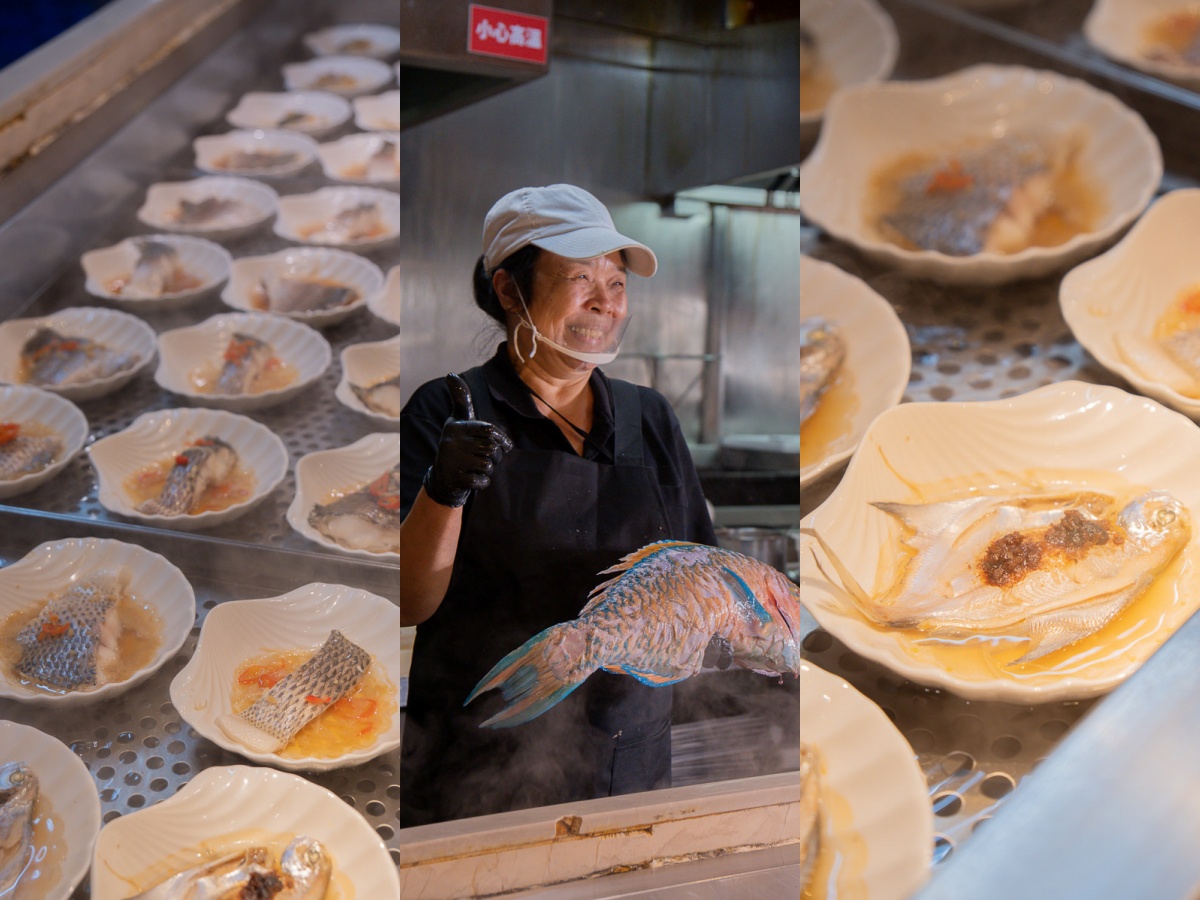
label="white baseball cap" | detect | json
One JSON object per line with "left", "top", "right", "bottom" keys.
{"left": 482, "top": 184, "right": 658, "bottom": 277}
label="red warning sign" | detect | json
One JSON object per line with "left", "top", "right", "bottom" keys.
{"left": 468, "top": 4, "right": 550, "bottom": 65}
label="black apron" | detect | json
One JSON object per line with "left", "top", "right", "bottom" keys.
{"left": 401, "top": 368, "right": 679, "bottom": 827}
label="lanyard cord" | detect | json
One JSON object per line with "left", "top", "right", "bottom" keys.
{"left": 525, "top": 384, "right": 612, "bottom": 462}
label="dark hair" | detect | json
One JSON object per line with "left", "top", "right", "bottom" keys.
{"left": 472, "top": 245, "right": 542, "bottom": 325}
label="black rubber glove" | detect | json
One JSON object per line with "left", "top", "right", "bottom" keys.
{"left": 422, "top": 373, "right": 513, "bottom": 508}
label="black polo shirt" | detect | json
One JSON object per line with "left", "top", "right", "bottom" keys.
{"left": 399, "top": 342, "right": 716, "bottom": 546}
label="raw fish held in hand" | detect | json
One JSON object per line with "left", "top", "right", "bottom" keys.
{"left": 465, "top": 541, "right": 801, "bottom": 728}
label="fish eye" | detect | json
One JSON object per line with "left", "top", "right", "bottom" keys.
{"left": 1155, "top": 508, "right": 1176, "bottom": 527}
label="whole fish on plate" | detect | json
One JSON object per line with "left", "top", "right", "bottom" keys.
{"left": 128, "top": 836, "right": 331, "bottom": 900}
{"left": 350, "top": 373, "right": 400, "bottom": 418}
{"left": 21, "top": 328, "right": 138, "bottom": 387}
{"left": 214, "top": 333, "right": 277, "bottom": 395}
{"left": 122, "top": 240, "right": 182, "bottom": 299}
{"left": 216, "top": 630, "right": 371, "bottom": 754}
{"left": 173, "top": 196, "right": 240, "bottom": 227}
{"left": 138, "top": 436, "right": 237, "bottom": 516}
{"left": 803, "top": 490, "right": 1190, "bottom": 665}
{"left": 0, "top": 422, "right": 61, "bottom": 482}
{"left": 15, "top": 569, "right": 128, "bottom": 690}
{"left": 465, "top": 541, "right": 801, "bottom": 728}
{"left": 799, "top": 744, "right": 820, "bottom": 891}
{"left": 877, "top": 137, "right": 1072, "bottom": 256}
{"left": 309, "top": 466, "right": 400, "bottom": 554}
{"left": 801, "top": 317, "right": 845, "bottom": 426}
{"left": 0, "top": 762, "right": 37, "bottom": 894}
{"left": 256, "top": 277, "right": 356, "bottom": 314}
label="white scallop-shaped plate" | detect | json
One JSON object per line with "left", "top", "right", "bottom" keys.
{"left": 0, "top": 538, "right": 195, "bottom": 705}
{"left": 800, "top": 256, "right": 910, "bottom": 487}
{"left": 154, "top": 312, "right": 332, "bottom": 412}
{"left": 799, "top": 381, "right": 1200, "bottom": 701}
{"left": 354, "top": 90, "right": 400, "bottom": 132}
{"left": 287, "top": 433, "right": 400, "bottom": 559}
{"left": 193, "top": 129, "right": 318, "bottom": 178}
{"left": 274, "top": 186, "right": 399, "bottom": 250}
{"left": 91, "top": 765, "right": 399, "bottom": 900}
{"left": 0, "top": 384, "right": 88, "bottom": 500}
{"left": 800, "top": 662, "right": 932, "bottom": 900}
{"left": 800, "top": 0, "right": 898, "bottom": 127}
{"left": 136, "top": 176, "right": 279, "bottom": 240}
{"left": 1085, "top": 0, "right": 1200, "bottom": 89}
{"left": 335, "top": 336, "right": 400, "bottom": 427}
{"left": 81, "top": 234, "right": 232, "bottom": 311}
{"left": 283, "top": 55, "right": 394, "bottom": 97}
{"left": 87, "top": 408, "right": 287, "bottom": 531}
{"left": 0, "top": 306, "right": 156, "bottom": 401}
{"left": 0, "top": 720, "right": 101, "bottom": 897}
{"left": 316, "top": 131, "right": 399, "bottom": 184}
{"left": 368, "top": 264, "right": 399, "bottom": 327}
{"left": 222, "top": 247, "right": 383, "bottom": 328}
{"left": 1061, "top": 189, "right": 1200, "bottom": 420}
{"left": 170, "top": 583, "right": 400, "bottom": 771}
{"left": 225, "top": 90, "right": 352, "bottom": 138}
{"left": 798, "top": 64, "right": 1162, "bottom": 285}
{"left": 304, "top": 23, "right": 401, "bottom": 59}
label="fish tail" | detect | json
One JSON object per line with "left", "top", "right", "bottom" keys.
{"left": 464, "top": 623, "right": 596, "bottom": 729}
{"left": 798, "top": 526, "right": 884, "bottom": 624}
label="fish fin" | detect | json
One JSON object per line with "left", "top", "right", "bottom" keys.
{"left": 216, "top": 713, "right": 284, "bottom": 754}
{"left": 1006, "top": 587, "right": 1135, "bottom": 666}
{"left": 870, "top": 498, "right": 991, "bottom": 550}
{"left": 798, "top": 526, "right": 881, "bottom": 623}
{"left": 719, "top": 567, "right": 773, "bottom": 625}
{"left": 603, "top": 663, "right": 691, "bottom": 686}
{"left": 464, "top": 624, "right": 597, "bottom": 728}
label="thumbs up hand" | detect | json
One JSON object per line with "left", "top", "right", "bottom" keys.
{"left": 422, "top": 373, "right": 513, "bottom": 508}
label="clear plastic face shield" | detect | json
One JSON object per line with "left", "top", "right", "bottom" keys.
{"left": 510, "top": 283, "right": 632, "bottom": 366}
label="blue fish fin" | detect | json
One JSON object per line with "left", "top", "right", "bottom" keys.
{"left": 602, "top": 662, "right": 691, "bottom": 686}
{"left": 720, "top": 567, "right": 773, "bottom": 625}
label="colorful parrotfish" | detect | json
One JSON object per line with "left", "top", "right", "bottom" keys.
{"left": 465, "top": 541, "right": 801, "bottom": 728}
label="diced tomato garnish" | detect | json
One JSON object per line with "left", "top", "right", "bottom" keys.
{"left": 174, "top": 454, "right": 190, "bottom": 466}
{"left": 38, "top": 614, "right": 71, "bottom": 641}
{"left": 305, "top": 694, "right": 332, "bottom": 704}
{"left": 0, "top": 423, "right": 19, "bottom": 445}
{"left": 1182, "top": 289, "right": 1200, "bottom": 316}
{"left": 237, "top": 664, "right": 287, "bottom": 688}
{"left": 926, "top": 159, "right": 973, "bottom": 194}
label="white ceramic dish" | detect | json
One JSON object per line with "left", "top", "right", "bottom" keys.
{"left": 154, "top": 312, "right": 332, "bottom": 412}
{"left": 0, "top": 720, "right": 101, "bottom": 897}
{"left": 1085, "top": 0, "right": 1200, "bottom": 89}
{"left": 368, "top": 264, "right": 400, "bottom": 327}
{"left": 274, "top": 186, "right": 400, "bottom": 250}
{"left": 225, "top": 90, "right": 352, "bottom": 138}
{"left": 81, "top": 234, "right": 232, "bottom": 311}
{"left": 1061, "top": 189, "right": 1200, "bottom": 420}
{"left": 87, "top": 407, "right": 287, "bottom": 531}
{"left": 222, "top": 247, "right": 383, "bottom": 328}
{"left": 0, "top": 306, "right": 156, "bottom": 402}
{"left": 193, "top": 129, "right": 318, "bottom": 178}
{"left": 800, "top": 661, "right": 932, "bottom": 900}
{"left": 136, "top": 176, "right": 279, "bottom": 240}
{"left": 799, "top": 381, "right": 1200, "bottom": 702}
{"left": 91, "top": 764, "right": 400, "bottom": 900}
{"left": 335, "top": 335, "right": 400, "bottom": 427}
{"left": 353, "top": 89, "right": 400, "bottom": 131}
{"left": 287, "top": 433, "right": 399, "bottom": 559}
{"left": 800, "top": 0, "right": 898, "bottom": 127}
{"left": 0, "top": 537, "right": 195, "bottom": 705}
{"left": 170, "top": 582, "right": 400, "bottom": 772}
{"left": 283, "top": 55, "right": 394, "bottom": 97}
{"left": 304, "top": 23, "right": 401, "bottom": 59}
{"left": 316, "top": 131, "right": 399, "bottom": 184}
{"left": 800, "top": 256, "right": 910, "bottom": 487}
{"left": 798, "top": 64, "right": 1162, "bottom": 285}
{"left": 0, "top": 385, "right": 88, "bottom": 500}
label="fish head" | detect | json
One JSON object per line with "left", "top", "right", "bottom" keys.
{"left": 1120, "top": 491, "right": 1192, "bottom": 551}
{"left": 280, "top": 836, "right": 331, "bottom": 896}
{"left": 0, "top": 763, "right": 37, "bottom": 801}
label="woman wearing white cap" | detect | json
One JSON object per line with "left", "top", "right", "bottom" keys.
{"left": 398, "top": 184, "right": 717, "bottom": 826}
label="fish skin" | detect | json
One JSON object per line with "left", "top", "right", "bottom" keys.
{"left": 0, "top": 429, "right": 61, "bottom": 481}
{"left": 176, "top": 196, "right": 238, "bottom": 226}
{"left": 221, "top": 149, "right": 299, "bottom": 171}
{"left": 138, "top": 436, "right": 237, "bottom": 516}
{"left": 16, "top": 569, "right": 128, "bottom": 690}
{"left": 811, "top": 490, "right": 1190, "bottom": 665}
{"left": 215, "top": 333, "right": 275, "bottom": 395}
{"left": 465, "top": 541, "right": 802, "bottom": 728}
{"left": 277, "top": 836, "right": 332, "bottom": 900}
{"left": 327, "top": 202, "right": 382, "bottom": 241}
{"left": 261, "top": 278, "right": 355, "bottom": 313}
{"left": 126, "top": 847, "right": 278, "bottom": 900}
{"left": 350, "top": 373, "right": 400, "bottom": 418}
{"left": 21, "top": 328, "right": 137, "bottom": 387}
{"left": 216, "top": 630, "right": 371, "bottom": 754}
{"left": 309, "top": 466, "right": 400, "bottom": 554}
{"left": 124, "top": 240, "right": 180, "bottom": 299}
{"left": 365, "top": 139, "right": 398, "bottom": 181}
{"left": 800, "top": 317, "right": 845, "bottom": 426}
{"left": 0, "top": 762, "right": 37, "bottom": 894}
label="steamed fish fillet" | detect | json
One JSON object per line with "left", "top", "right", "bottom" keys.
{"left": 309, "top": 466, "right": 400, "bottom": 553}
{"left": 800, "top": 318, "right": 845, "bottom": 426}
{"left": 218, "top": 149, "right": 300, "bottom": 171}
{"left": 320, "top": 202, "right": 383, "bottom": 241}
{"left": 215, "top": 333, "right": 276, "bottom": 394}
{"left": 350, "top": 373, "right": 400, "bottom": 417}
{"left": 878, "top": 138, "right": 1068, "bottom": 256}
{"left": 173, "top": 196, "right": 240, "bottom": 226}
{"left": 127, "top": 836, "right": 331, "bottom": 900}
{"left": 364, "top": 139, "right": 398, "bottom": 181}
{"left": 138, "top": 436, "right": 237, "bottom": 516}
{"left": 799, "top": 744, "right": 820, "bottom": 892}
{"left": 806, "top": 490, "right": 1190, "bottom": 665}
{"left": 276, "top": 110, "right": 316, "bottom": 129}
{"left": 1114, "top": 329, "right": 1200, "bottom": 399}
{"left": 15, "top": 569, "right": 128, "bottom": 690}
{"left": 258, "top": 277, "right": 356, "bottom": 313}
{"left": 0, "top": 424, "right": 61, "bottom": 481}
{"left": 0, "top": 762, "right": 36, "bottom": 894}
{"left": 21, "top": 328, "right": 138, "bottom": 387}
{"left": 123, "top": 240, "right": 182, "bottom": 299}
{"left": 216, "top": 630, "right": 371, "bottom": 754}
